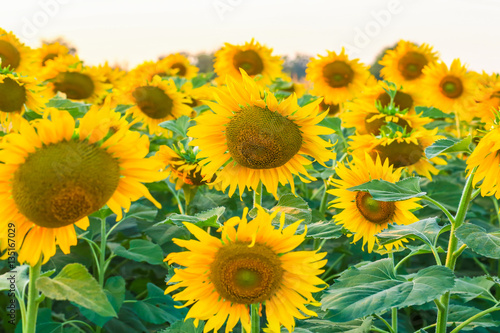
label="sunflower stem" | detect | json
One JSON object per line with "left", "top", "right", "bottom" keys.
{"left": 319, "top": 179, "right": 329, "bottom": 216}
{"left": 25, "top": 259, "right": 42, "bottom": 333}
{"left": 254, "top": 181, "right": 263, "bottom": 208}
{"left": 388, "top": 252, "right": 398, "bottom": 333}
{"left": 449, "top": 303, "right": 500, "bottom": 333}
{"left": 98, "top": 217, "right": 108, "bottom": 287}
{"left": 250, "top": 303, "right": 260, "bottom": 333}
{"left": 436, "top": 169, "right": 475, "bottom": 333}
{"left": 421, "top": 195, "right": 455, "bottom": 224}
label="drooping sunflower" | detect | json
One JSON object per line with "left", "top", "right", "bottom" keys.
{"left": 379, "top": 40, "right": 439, "bottom": 88}
{"left": 421, "top": 59, "right": 479, "bottom": 120}
{"left": 159, "top": 53, "right": 199, "bottom": 79}
{"left": 165, "top": 206, "right": 327, "bottom": 333}
{"left": 0, "top": 71, "right": 49, "bottom": 126}
{"left": 328, "top": 155, "right": 421, "bottom": 253}
{"left": 155, "top": 144, "right": 214, "bottom": 190}
{"left": 466, "top": 125, "right": 500, "bottom": 199}
{"left": 214, "top": 39, "right": 283, "bottom": 86}
{"left": 349, "top": 128, "right": 446, "bottom": 180}
{"left": 0, "top": 104, "right": 164, "bottom": 266}
{"left": 306, "top": 48, "right": 371, "bottom": 105}
{"left": 188, "top": 70, "right": 336, "bottom": 198}
{"left": 119, "top": 75, "right": 192, "bottom": 134}
{"left": 0, "top": 29, "right": 34, "bottom": 74}
{"left": 42, "top": 54, "right": 111, "bottom": 103}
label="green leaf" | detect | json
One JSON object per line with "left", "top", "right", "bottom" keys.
{"left": 415, "top": 106, "right": 454, "bottom": 119}
{"left": 319, "top": 116, "right": 342, "bottom": 134}
{"left": 36, "top": 263, "right": 117, "bottom": 318}
{"left": 157, "top": 318, "right": 204, "bottom": 333}
{"left": 156, "top": 206, "right": 225, "bottom": 228}
{"left": 455, "top": 224, "right": 500, "bottom": 259}
{"left": 114, "top": 239, "right": 164, "bottom": 265}
{"left": 133, "top": 283, "right": 187, "bottom": 325}
{"left": 79, "top": 276, "right": 126, "bottom": 327}
{"left": 376, "top": 218, "right": 447, "bottom": 247}
{"left": 348, "top": 177, "right": 426, "bottom": 201}
{"left": 303, "top": 221, "right": 343, "bottom": 239}
{"left": 0, "top": 265, "right": 29, "bottom": 295}
{"left": 425, "top": 136, "right": 472, "bottom": 159}
{"left": 123, "top": 203, "right": 158, "bottom": 221}
{"left": 159, "top": 116, "right": 191, "bottom": 137}
{"left": 271, "top": 193, "right": 312, "bottom": 224}
{"left": 448, "top": 305, "right": 500, "bottom": 330}
{"left": 46, "top": 97, "right": 91, "bottom": 118}
{"left": 452, "top": 276, "right": 497, "bottom": 303}
{"left": 300, "top": 318, "right": 372, "bottom": 333}
{"left": 321, "top": 259, "right": 455, "bottom": 322}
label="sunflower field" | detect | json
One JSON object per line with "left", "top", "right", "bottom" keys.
{"left": 1, "top": 28, "right": 500, "bottom": 333}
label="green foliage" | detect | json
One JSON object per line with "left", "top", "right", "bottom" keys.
{"left": 455, "top": 223, "right": 500, "bottom": 259}
{"left": 425, "top": 136, "right": 472, "bottom": 159}
{"left": 114, "top": 239, "right": 164, "bottom": 265}
{"left": 377, "top": 217, "right": 449, "bottom": 248}
{"left": 348, "top": 177, "right": 426, "bottom": 201}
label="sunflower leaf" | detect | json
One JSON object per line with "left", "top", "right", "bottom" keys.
{"left": 455, "top": 223, "right": 500, "bottom": 259}
{"left": 303, "top": 221, "right": 343, "bottom": 239}
{"left": 425, "top": 136, "right": 472, "bottom": 159}
{"left": 156, "top": 318, "right": 204, "bottom": 333}
{"left": 321, "top": 259, "right": 455, "bottom": 322}
{"left": 113, "top": 239, "right": 164, "bottom": 265}
{"left": 451, "top": 276, "right": 497, "bottom": 303}
{"left": 159, "top": 115, "right": 191, "bottom": 137}
{"left": 376, "top": 217, "right": 446, "bottom": 247}
{"left": 415, "top": 106, "right": 455, "bottom": 119}
{"left": 448, "top": 304, "right": 500, "bottom": 330}
{"left": 133, "top": 283, "right": 187, "bottom": 325}
{"left": 299, "top": 317, "right": 373, "bottom": 333}
{"left": 348, "top": 177, "right": 426, "bottom": 201}
{"left": 156, "top": 206, "right": 225, "bottom": 228}
{"left": 36, "top": 263, "right": 117, "bottom": 318}
{"left": 46, "top": 96, "right": 91, "bottom": 118}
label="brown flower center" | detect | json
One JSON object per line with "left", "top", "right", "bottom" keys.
{"left": 0, "top": 77, "right": 26, "bottom": 112}
{"left": 355, "top": 191, "right": 395, "bottom": 224}
{"left": 233, "top": 50, "right": 264, "bottom": 76}
{"left": 0, "top": 40, "right": 21, "bottom": 70}
{"left": 42, "top": 53, "right": 58, "bottom": 66}
{"left": 132, "top": 86, "right": 174, "bottom": 119}
{"left": 226, "top": 106, "right": 302, "bottom": 169}
{"left": 397, "top": 51, "right": 428, "bottom": 80}
{"left": 12, "top": 140, "right": 120, "bottom": 228}
{"left": 210, "top": 242, "right": 283, "bottom": 304}
{"left": 377, "top": 91, "right": 414, "bottom": 111}
{"left": 320, "top": 100, "right": 340, "bottom": 116}
{"left": 322, "top": 61, "right": 354, "bottom": 88}
{"left": 364, "top": 114, "right": 412, "bottom": 136}
{"left": 171, "top": 62, "right": 187, "bottom": 77}
{"left": 439, "top": 75, "right": 463, "bottom": 99}
{"left": 373, "top": 141, "right": 423, "bottom": 168}
{"left": 53, "top": 72, "right": 95, "bottom": 100}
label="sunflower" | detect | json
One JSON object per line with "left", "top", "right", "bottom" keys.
{"left": 35, "top": 42, "right": 70, "bottom": 68}
{"left": 0, "top": 71, "right": 49, "bottom": 126}
{"left": 472, "top": 74, "right": 500, "bottom": 126}
{"left": 0, "top": 29, "right": 34, "bottom": 74}
{"left": 214, "top": 39, "right": 283, "bottom": 86}
{"left": 349, "top": 128, "right": 446, "bottom": 180}
{"left": 466, "top": 126, "right": 500, "bottom": 199}
{"left": 97, "top": 61, "right": 127, "bottom": 91}
{"left": 319, "top": 100, "right": 343, "bottom": 116}
{"left": 306, "top": 48, "right": 371, "bottom": 105}
{"left": 119, "top": 75, "right": 192, "bottom": 134}
{"left": 42, "top": 54, "right": 111, "bottom": 103}
{"left": 155, "top": 144, "right": 214, "bottom": 190}
{"left": 328, "top": 155, "right": 421, "bottom": 252}
{"left": 159, "top": 53, "right": 199, "bottom": 79}
{"left": 188, "top": 70, "right": 335, "bottom": 198}
{"left": 421, "top": 59, "right": 479, "bottom": 120}
{"left": 165, "top": 206, "right": 327, "bottom": 333}
{"left": 0, "top": 104, "right": 164, "bottom": 266}
{"left": 379, "top": 40, "right": 439, "bottom": 88}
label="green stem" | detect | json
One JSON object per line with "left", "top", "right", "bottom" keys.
{"left": 449, "top": 305, "right": 500, "bottom": 333}
{"left": 370, "top": 327, "right": 391, "bottom": 333}
{"left": 388, "top": 252, "right": 397, "bottom": 333}
{"left": 319, "top": 180, "right": 329, "bottom": 216}
{"left": 436, "top": 170, "right": 475, "bottom": 333}
{"left": 98, "top": 217, "right": 107, "bottom": 287}
{"left": 250, "top": 303, "right": 260, "bottom": 333}
{"left": 254, "top": 181, "right": 263, "bottom": 208}
{"left": 62, "top": 320, "right": 96, "bottom": 332}
{"left": 422, "top": 195, "right": 455, "bottom": 224}
{"left": 374, "top": 314, "right": 395, "bottom": 333}
{"left": 25, "top": 259, "right": 42, "bottom": 333}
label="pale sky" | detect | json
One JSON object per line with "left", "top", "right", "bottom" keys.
{"left": 5, "top": 0, "right": 500, "bottom": 72}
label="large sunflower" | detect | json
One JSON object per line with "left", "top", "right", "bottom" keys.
{"left": 159, "top": 53, "right": 199, "bottom": 79}
{"left": 306, "top": 48, "right": 371, "bottom": 105}
{"left": 349, "top": 128, "right": 446, "bottom": 180}
{"left": 214, "top": 39, "right": 283, "bottom": 86}
{"left": 0, "top": 71, "right": 49, "bottom": 125}
{"left": 328, "top": 155, "right": 421, "bottom": 253}
{"left": 119, "top": 75, "right": 192, "bottom": 134}
{"left": 188, "top": 70, "right": 335, "bottom": 198}
{"left": 379, "top": 40, "right": 439, "bottom": 88}
{"left": 0, "top": 104, "right": 164, "bottom": 266}
{"left": 466, "top": 126, "right": 500, "bottom": 198}
{"left": 421, "top": 59, "right": 479, "bottom": 120}
{"left": 165, "top": 206, "right": 327, "bottom": 333}
{"left": 41, "top": 54, "right": 111, "bottom": 103}
{"left": 0, "top": 29, "right": 34, "bottom": 74}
